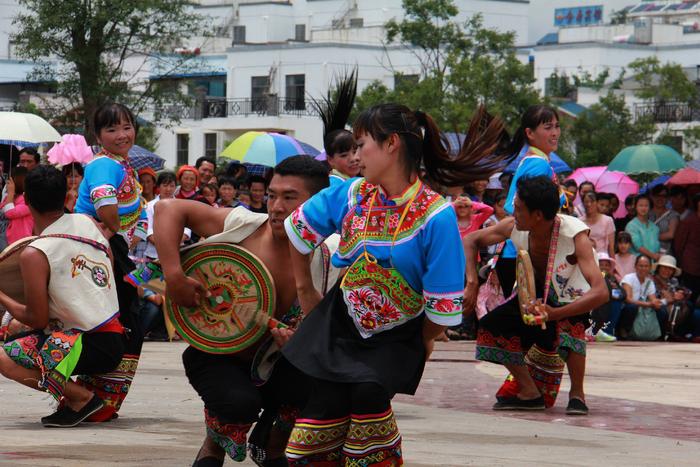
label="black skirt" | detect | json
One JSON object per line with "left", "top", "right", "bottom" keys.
{"left": 282, "top": 282, "right": 426, "bottom": 397}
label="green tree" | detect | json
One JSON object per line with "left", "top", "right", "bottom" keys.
{"left": 570, "top": 91, "right": 655, "bottom": 166}
{"left": 629, "top": 57, "right": 698, "bottom": 103}
{"left": 12, "top": 0, "right": 204, "bottom": 140}
{"left": 363, "top": 2, "right": 539, "bottom": 132}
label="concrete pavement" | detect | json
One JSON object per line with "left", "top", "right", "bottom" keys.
{"left": 1, "top": 340, "right": 699, "bottom": 466}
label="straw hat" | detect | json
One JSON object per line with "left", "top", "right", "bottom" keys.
{"left": 653, "top": 255, "right": 681, "bottom": 277}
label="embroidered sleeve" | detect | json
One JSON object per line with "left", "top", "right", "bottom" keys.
{"left": 421, "top": 207, "right": 465, "bottom": 326}
{"left": 284, "top": 180, "right": 352, "bottom": 255}
{"left": 90, "top": 184, "right": 118, "bottom": 210}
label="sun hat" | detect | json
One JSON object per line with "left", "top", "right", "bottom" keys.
{"left": 653, "top": 255, "right": 681, "bottom": 277}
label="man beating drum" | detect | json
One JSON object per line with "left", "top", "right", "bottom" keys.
{"left": 153, "top": 156, "right": 341, "bottom": 467}
{"left": 463, "top": 176, "right": 608, "bottom": 413}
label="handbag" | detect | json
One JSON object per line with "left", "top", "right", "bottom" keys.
{"left": 630, "top": 280, "right": 661, "bottom": 341}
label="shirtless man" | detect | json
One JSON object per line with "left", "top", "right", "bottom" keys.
{"left": 154, "top": 156, "right": 339, "bottom": 467}
{"left": 463, "top": 176, "right": 607, "bottom": 411}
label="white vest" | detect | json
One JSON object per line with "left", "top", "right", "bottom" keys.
{"left": 203, "top": 206, "right": 342, "bottom": 294}
{"left": 511, "top": 214, "right": 593, "bottom": 304}
{"left": 30, "top": 214, "right": 119, "bottom": 332}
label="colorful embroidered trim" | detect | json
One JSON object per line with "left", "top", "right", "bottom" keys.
{"left": 475, "top": 329, "right": 526, "bottom": 366}
{"left": 287, "top": 207, "right": 325, "bottom": 254}
{"left": 205, "top": 408, "right": 252, "bottom": 462}
{"left": 76, "top": 353, "right": 139, "bottom": 422}
{"left": 90, "top": 184, "right": 118, "bottom": 209}
{"left": 343, "top": 409, "right": 403, "bottom": 466}
{"left": 423, "top": 290, "right": 463, "bottom": 325}
{"left": 286, "top": 415, "right": 350, "bottom": 463}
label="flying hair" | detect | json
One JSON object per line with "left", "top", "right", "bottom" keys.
{"left": 311, "top": 68, "right": 358, "bottom": 156}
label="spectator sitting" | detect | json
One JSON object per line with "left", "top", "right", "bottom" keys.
{"left": 200, "top": 183, "right": 219, "bottom": 207}
{"left": 61, "top": 162, "right": 84, "bottom": 213}
{"left": 175, "top": 165, "right": 205, "bottom": 202}
{"left": 0, "top": 167, "right": 33, "bottom": 244}
{"left": 590, "top": 252, "right": 624, "bottom": 341}
{"left": 615, "top": 194, "right": 636, "bottom": 232}
{"left": 652, "top": 255, "right": 693, "bottom": 341}
{"left": 138, "top": 167, "right": 157, "bottom": 203}
{"left": 649, "top": 185, "right": 679, "bottom": 255}
{"left": 138, "top": 286, "right": 168, "bottom": 341}
{"left": 248, "top": 175, "right": 268, "bottom": 213}
{"left": 217, "top": 176, "right": 240, "bottom": 208}
{"left": 619, "top": 255, "right": 665, "bottom": 340}
{"left": 615, "top": 231, "right": 636, "bottom": 280}
{"left": 669, "top": 186, "right": 690, "bottom": 221}
{"left": 237, "top": 190, "right": 252, "bottom": 209}
{"left": 674, "top": 193, "right": 700, "bottom": 303}
{"left": 625, "top": 194, "right": 660, "bottom": 261}
{"left": 582, "top": 191, "right": 615, "bottom": 258}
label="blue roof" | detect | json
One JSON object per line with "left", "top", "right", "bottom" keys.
{"left": 150, "top": 54, "right": 227, "bottom": 80}
{"left": 537, "top": 32, "right": 559, "bottom": 46}
{"left": 558, "top": 101, "right": 588, "bottom": 117}
{"left": 0, "top": 59, "right": 54, "bottom": 84}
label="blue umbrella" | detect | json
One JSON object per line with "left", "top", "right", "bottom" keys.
{"left": 639, "top": 175, "right": 670, "bottom": 194}
{"left": 688, "top": 159, "right": 700, "bottom": 171}
{"left": 504, "top": 144, "right": 571, "bottom": 174}
{"left": 297, "top": 141, "right": 321, "bottom": 157}
{"left": 128, "top": 145, "right": 165, "bottom": 171}
{"left": 443, "top": 132, "right": 466, "bottom": 156}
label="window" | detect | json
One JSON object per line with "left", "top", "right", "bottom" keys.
{"left": 285, "top": 74, "right": 305, "bottom": 111}
{"left": 393, "top": 74, "right": 419, "bottom": 90}
{"left": 295, "top": 24, "right": 307, "bottom": 41}
{"left": 233, "top": 26, "right": 246, "bottom": 45}
{"left": 349, "top": 18, "right": 364, "bottom": 28}
{"left": 176, "top": 134, "right": 189, "bottom": 166}
{"left": 190, "top": 77, "right": 226, "bottom": 97}
{"left": 251, "top": 76, "right": 270, "bottom": 112}
{"left": 204, "top": 133, "right": 217, "bottom": 158}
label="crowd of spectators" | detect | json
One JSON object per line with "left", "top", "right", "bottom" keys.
{"left": 1, "top": 145, "right": 700, "bottom": 344}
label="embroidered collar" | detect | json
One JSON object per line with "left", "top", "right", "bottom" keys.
{"left": 527, "top": 145, "right": 550, "bottom": 160}
{"left": 331, "top": 169, "right": 350, "bottom": 180}
{"left": 375, "top": 178, "right": 422, "bottom": 206}
{"left": 97, "top": 148, "right": 130, "bottom": 163}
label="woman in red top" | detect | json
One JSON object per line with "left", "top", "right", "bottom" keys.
{"left": 1, "top": 167, "right": 33, "bottom": 244}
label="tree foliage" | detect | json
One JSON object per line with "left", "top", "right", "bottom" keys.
{"left": 358, "top": 1, "right": 539, "bottom": 132}
{"left": 12, "top": 0, "right": 204, "bottom": 139}
{"left": 629, "top": 57, "right": 698, "bottom": 103}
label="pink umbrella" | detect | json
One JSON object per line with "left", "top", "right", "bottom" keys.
{"left": 566, "top": 166, "right": 639, "bottom": 217}
{"left": 666, "top": 167, "right": 700, "bottom": 186}
{"left": 47, "top": 134, "right": 93, "bottom": 166}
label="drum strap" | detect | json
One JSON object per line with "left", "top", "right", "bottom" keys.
{"left": 541, "top": 216, "right": 561, "bottom": 307}
{"left": 33, "top": 234, "right": 110, "bottom": 257}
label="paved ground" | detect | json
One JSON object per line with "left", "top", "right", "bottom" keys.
{"left": 1, "top": 340, "right": 699, "bottom": 466}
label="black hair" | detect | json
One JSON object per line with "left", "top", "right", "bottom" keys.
{"left": 617, "top": 231, "right": 632, "bottom": 243}
{"left": 634, "top": 194, "right": 651, "bottom": 207}
{"left": 608, "top": 193, "right": 619, "bottom": 204}
{"left": 248, "top": 175, "right": 267, "bottom": 187}
{"left": 11, "top": 166, "right": 28, "bottom": 196}
{"left": 353, "top": 104, "right": 510, "bottom": 186}
{"left": 18, "top": 147, "right": 40, "bottom": 164}
{"left": 24, "top": 165, "right": 66, "bottom": 213}
{"left": 650, "top": 184, "right": 668, "bottom": 196}
{"left": 578, "top": 181, "right": 595, "bottom": 193}
{"left": 217, "top": 175, "right": 237, "bottom": 189}
{"left": 495, "top": 193, "right": 507, "bottom": 204}
{"left": 692, "top": 193, "right": 700, "bottom": 211}
{"left": 583, "top": 191, "right": 597, "bottom": 203}
{"left": 156, "top": 171, "right": 177, "bottom": 186}
{"left": 200, "top": 183, "right": 218, "bottom": 196}
{"left": 93, "top": 103, "right": 138, "bottom": 138}
{"left": 516, "top": 175, "right": 560, "bottom": 220}
{"left": 61, "top": 162, "right": 84, "bottom": 179}
{"left": 669, "top": 185, "right": 686, "bottom": 198}
{"left": 635, "top": 254, "right": 652, "bottom": 266}
{"left": 226, "top": 161, "right": 246, "bottom": 178}
{"left": 625, "top": 194, "right": 636, "bottom": 206}
{"left": 506, "top": 104, "right": 560, "bottom": 157}
{"left": 195, "top": 156, "right": 216, "bottom": 170}
{"left": 312, "top": 68, "right": 358, "bottom": 157}
{"left": 597, "top": 192, "right": 611, "bottom": 202}
{"left": 563, "top": 179, "right": 577, "bottom": 189}
{"left": 273, "top": 155, "right": 330, "bottom": 195}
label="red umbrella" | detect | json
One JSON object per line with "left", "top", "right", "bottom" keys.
{"left": 666, "top": 167, "right": 700, "bottom": 185}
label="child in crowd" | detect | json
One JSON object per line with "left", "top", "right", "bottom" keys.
{"left": 1, "top": 167, "right": 33, "bottom": 244}
{"left": 217, "top": 176, "right": 239, "bottom": 208}
{"left": 200, "top": 183, "right": 219, "bottom": 207}
{"left": 615, "top": 231, "right": 636, "bottom": 280}
{"left": 237, "top": 190, "right": 252, "bottom": 209}
{"left": 591, "top": 252, "right": 625, "bottom": 341}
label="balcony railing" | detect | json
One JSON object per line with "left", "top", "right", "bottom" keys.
{"left": 157, "top": 96, "right": 318, "bottom": 121}
{"left": 634, "top": 102, "right": 700, "bottom": 123}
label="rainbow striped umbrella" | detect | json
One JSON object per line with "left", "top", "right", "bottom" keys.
{"left": 220, "top": 131, "right": 319, "bottom": 167}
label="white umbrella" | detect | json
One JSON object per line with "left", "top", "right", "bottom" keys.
{"left": 0, "top": 112, "right": 61, "bottom": 146}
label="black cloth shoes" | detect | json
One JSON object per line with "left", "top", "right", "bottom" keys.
{"left": 41, "top": 395, "right": 105, "bottom": 428}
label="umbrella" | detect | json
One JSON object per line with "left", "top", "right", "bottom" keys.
{"left": 687, "top": 159, "right": 700, "bottom": 171}
{"left": 128, "top": 145, "right": 166, "bottom": 171}
{"left": 47, "top": 134, "right": 93, "bottom": 165}
{"left": 639, "top": 175, "right": 670, "bottom": 194}
{"left": 504, "top": 144, "right": 572, "bottom": 174}
{"left": 608, "top": 144, "right": 685, "bottom": 175}
{"left": 220, "top": 132, "right": 320, "bottom": 167}
{"left": 0, "top": 112, "right": 61, "bottom": 146}
{"left": 666, "top": 167, "right": 700, "bottom": 186}
{"left": 566, "top": 166, "right": 639, "bottom": 217}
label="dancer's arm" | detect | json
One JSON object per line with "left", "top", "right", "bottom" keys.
{"left": 0, "top": 247, "right": 50, "bottom": 329}
{"left": 288, "top": 245, "right": 322, "bottom": 315}
{"left": 462, "top": 218, "right": 514, "bottom": 311}
{"left": 154, "top": 199, "right": 230, "bottom": 306}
